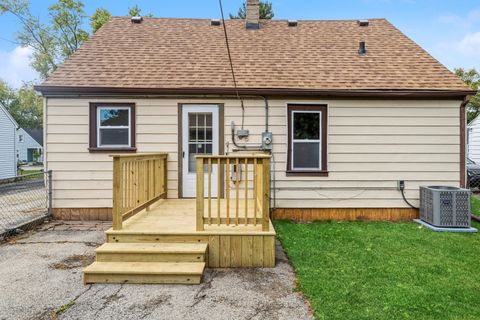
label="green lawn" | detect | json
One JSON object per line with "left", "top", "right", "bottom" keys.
{"left": 275, "top": 220, "right": 480, "bottom": 320}
{"left": 471, "top": 196, "right": 480, "bottom": 217}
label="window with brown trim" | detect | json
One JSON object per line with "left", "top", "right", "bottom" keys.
{"left": 287, "top": 104, "right": 328, "bottom": 176}
{"left": 89, "top": 103, "right": 136, "bottom": 152}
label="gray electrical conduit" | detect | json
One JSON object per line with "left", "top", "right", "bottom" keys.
{"left": 230, "top": 96, "right": 270, "bottom": 150}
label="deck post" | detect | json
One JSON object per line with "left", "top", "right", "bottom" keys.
{"left": 196, "top": 157, "right": 205, "bottom": 231}
{"left": 261, "top": 158, "right": 270, "bottom": 231}
{"left": 162, "top": 155, "right": 168, "bottom": 198}
{"left": 112, "top": 156, "right": 123, "bottom": 230}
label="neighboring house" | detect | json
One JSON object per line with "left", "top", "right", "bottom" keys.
{"left": 0, "top": 105, "right": 19, "bottom": 179}
{"left": 35, "top": 9, "right": 474, "bottom": 221}
{"left": 468, "top": 116, "right": 480, "bottom": 163}
{"left": 16, "top": 128, "right": 44, "bottom": 164}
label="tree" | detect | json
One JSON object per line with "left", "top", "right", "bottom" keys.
{"left": 0, "top": 79, "right": 43, "bottom": 128}
{"left": 0, "top": 80, "right": 16, "bottom": 110}
{"left": 229, "top": 1, "right": 274, "bottom": 19}
{"left": 90, "top": 5, "right": 152, "bottom": 34}
{"left": 128, "top": 4, "right": 153, "bottom": 17}
{"left": 455, "top": 68, "right": 480, "bottom": 123}
{"left": 0, "top": 0, "right": 88, "bottom": 79}
{"left": 90, "top": 8, "right": 111, "bottom": 33}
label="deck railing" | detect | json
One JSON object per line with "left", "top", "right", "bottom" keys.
{"left": 196, "top": 154, "right": 271, "bottom": 231}
{"left": 111, "top": 153, "right": 168, "bottom": 230}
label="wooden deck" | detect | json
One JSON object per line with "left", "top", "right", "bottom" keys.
{"left": 84, "top": 154, "right": 275, "bottom": 284}
{"left": 105, "top": 199, "right": 276, "bottom": 269}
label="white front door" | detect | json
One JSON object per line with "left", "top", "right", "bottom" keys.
{"left": 182, "top": 105, "right": 219, "bottom": 198}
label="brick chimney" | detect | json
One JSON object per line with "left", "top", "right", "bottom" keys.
{"left": 246, "top": 0, "right": 260, "bottom": 29}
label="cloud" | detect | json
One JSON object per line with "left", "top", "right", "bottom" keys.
{"left": 433, "top": 32, "right": 480, "bottom": 71}
{"left": 0, "top": 46, "right": 38, "bottom": 88}
{"left": 438, "top": 9, "right": 480, "bottom": 28}
{"left": 456, "top": 32, "right": 480, "bottom": 56}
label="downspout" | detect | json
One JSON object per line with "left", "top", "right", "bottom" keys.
{"left": 264, "top": 96, "right": 269, "bottom": 133}
{"left": 460, "top": 95, "right": 471, "bottom": 188}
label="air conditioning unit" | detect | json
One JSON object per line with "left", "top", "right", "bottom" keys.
{"left": 419, "top": 186, "right": 471, "bottom": 228}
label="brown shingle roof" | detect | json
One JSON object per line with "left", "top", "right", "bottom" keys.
{"left": 38, "top": 17, "right": 471, "bottom": 95}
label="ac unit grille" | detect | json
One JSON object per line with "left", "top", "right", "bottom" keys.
{"left": 420, "top": 186, "right": 471, "bottom": 228}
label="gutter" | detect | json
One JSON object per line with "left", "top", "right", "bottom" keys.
{"left": 34, "top": 85, "right": 476, "bottom": 100}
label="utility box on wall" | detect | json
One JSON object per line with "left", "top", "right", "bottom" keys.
{"left": 419, "top": 186, "right": 471, "bottom": 228}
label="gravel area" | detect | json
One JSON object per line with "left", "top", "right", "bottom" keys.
{"left": 0, "top": 221, "right": 313, "bottom": 320}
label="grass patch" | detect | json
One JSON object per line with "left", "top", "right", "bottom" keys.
{"left": 17, "top": 169, "right": 44, "bottom": 177}
{"left": 471, "top": 195, "right": 480, "bottom": 217}
{"left": 50, "top": 301, "right": 75, "bottom": 319}
{"left": 275, "top": 220, "right": 480, "bottom": 320}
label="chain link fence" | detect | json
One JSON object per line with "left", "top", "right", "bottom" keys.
{"left": 467, "top": 167, "right": 480, "bottom": 192}
{"left": 0, "top": 171, "right": 52, "bottom": 240}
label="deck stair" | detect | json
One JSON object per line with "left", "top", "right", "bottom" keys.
{"left": 83, "top": 242, "right": 208, "bottom": 284}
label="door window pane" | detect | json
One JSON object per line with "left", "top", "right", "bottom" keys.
{"left": 198, "top": 129, "right": 205, "bottom": 141}
{"left": 189, "top": 128, "right": 196, "bottom": 141}
{"left": 293, "top": 142, "right": 320, "bottom": 169}
{"left": 206, "top": 128, "right": 212, "bottom": 141}
{"left": 187, "top": 112, "right": 214, "bottom": 172}
{"left": 293, "top": 112, "right": 320, "bottom": 139}
{"left": 99, "top": 128, "right": 129, "bottom": 146}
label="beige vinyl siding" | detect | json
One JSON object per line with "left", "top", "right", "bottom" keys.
{"left": 45, "top": 98, "right": 461, "bottom": 209}
{"left": 46, "top": 98, "right": 179, "bottom": 208}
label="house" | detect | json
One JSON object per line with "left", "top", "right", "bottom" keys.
{"left": 35, "top": 1, "right": 474, "bottom": 283}
{"left": 0, "top": 105, "right": 19, "bottom": 179}
{"left": 16, "top": 128, "right": 44, "bottom": 164}
{"left": 468, "top": 116, "right": 480, "bottom": 163}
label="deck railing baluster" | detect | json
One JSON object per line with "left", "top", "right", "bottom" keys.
{"left": 244, "top": 158, "right": 248, "bottom": 226}
{"left": 111, "top": 153, "right": 168, "bottom": 230}
{"left": 217, "top": 158, "right": 221, "bottom": 226}
{"left": 207, "top": 158, "right": 212, "bottom": 225}
{"left": 226, "top": 158, "right": 230, "bottom": 226}
{"left": 235, "top": 158, "right": 240, "bottom": 225}
{"left": 253, "top": 158, "right": 257, "bottom": 226}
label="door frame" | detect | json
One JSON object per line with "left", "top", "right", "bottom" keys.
{"left": 178, "top": 103, "right": 224, "bottom": 198}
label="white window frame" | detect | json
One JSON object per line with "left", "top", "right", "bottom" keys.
{"left": 291, "top": 110, "right": 322, "bottom": 171}
{"left": 18, "top": 134, "right": 24, "bottom": 143}
{"left": 97, "top": 106, "right": 131, "bottom": 148}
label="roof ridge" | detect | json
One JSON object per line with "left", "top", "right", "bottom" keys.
{"left": 109, "top": 16, "right": 388, "bottom": 22}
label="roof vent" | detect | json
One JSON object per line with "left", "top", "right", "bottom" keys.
{"left": 358, "top": 41, "right": 367, "bottom": 55}
{"left": 211, "top": 19, "right": 221, "bottom": 26}
{"left": 288, "top": 20, "right": 298, "bottom": 27}
{"left": 131, "top": 16, "right": 143, "bottom": 24}
{"left": 358, "top": 19, "right": 369, "bottom": 27}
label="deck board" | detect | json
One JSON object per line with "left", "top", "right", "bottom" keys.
{"left": 107, "top": 199, "right": 275, "bottom": 236}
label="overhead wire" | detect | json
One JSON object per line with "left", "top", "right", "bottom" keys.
{"left": 218, "top": 0, "right": 245, "bottom": 129}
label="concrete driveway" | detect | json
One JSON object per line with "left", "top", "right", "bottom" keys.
{"left": 0, "top": 221, "right": 313, "bottom": 320}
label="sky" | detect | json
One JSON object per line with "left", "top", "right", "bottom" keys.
{"left": 0, "top": 0, "right": 479, "bottom": 88}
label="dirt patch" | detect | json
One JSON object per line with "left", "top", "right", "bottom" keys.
{"left": 50, "top": 254, "right": 94, "bottom": 270}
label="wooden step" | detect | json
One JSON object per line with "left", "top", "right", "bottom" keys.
{"left": 95, "top": 243, "right": 208, "bottom": 262}
{"left": 83, "top": 261, "right": 205, "bottom": 284}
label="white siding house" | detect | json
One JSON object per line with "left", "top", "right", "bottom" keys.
{"left": 16, "top": 128, "right": 44, "bottom": 163}
{"left": 0, "top": 105, "right": 18, "bottom": 179}
{"left": 468, "top": 116, "right": 480, "bottom": 163}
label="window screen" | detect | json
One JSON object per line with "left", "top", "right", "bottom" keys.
{"left": 288, "top": 105, "right": 327, "bottom": 174}
{"left": 97, "top": 107, "right": 131, "bottom": 147}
